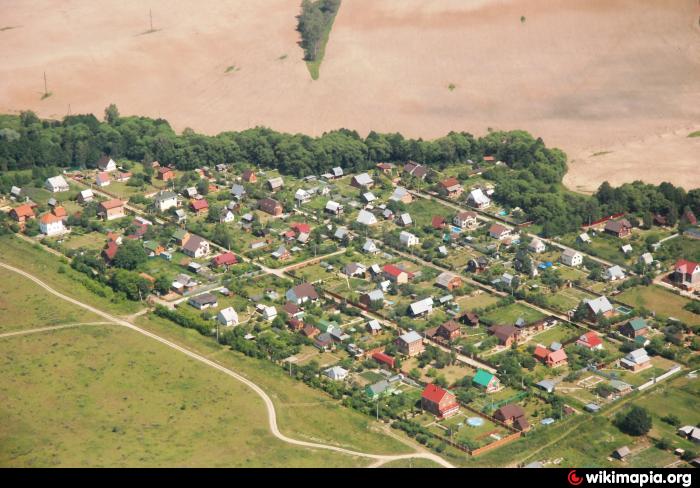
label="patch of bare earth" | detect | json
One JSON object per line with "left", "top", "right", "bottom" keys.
{"left": 0, "top": 0, "right": 698, "bottom": 190}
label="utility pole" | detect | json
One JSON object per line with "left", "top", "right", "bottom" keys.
{"left": 149, "top": 9, "right": 154, "bottom": 32}
{"left": 43, "top": 71, "right": 48, "bottom": 97}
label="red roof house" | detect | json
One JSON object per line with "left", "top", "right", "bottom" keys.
{"left": 190, "top": 199, "right": 209, "bottom": 215}
{"left": 290, "top": 222, "right": 311, "bottom": 234}
{"left": 382, "top": 264, "right": 413, "bottom": 284}
{"left": 372, "top": 351, "right": 396, "bottom": 369}
{"left": 576, "top": 331, "right": 604, "bottom": 350}
{"left": 421, "top": 384, "right": 459, "bottom": 418}
{"left": 211, "top": 252, "right": 237, "bottom": 267}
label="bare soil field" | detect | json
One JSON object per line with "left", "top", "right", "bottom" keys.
{"left": 1, "top": 0, "right": 698, "bottom": 190}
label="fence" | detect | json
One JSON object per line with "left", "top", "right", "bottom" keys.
{"left": 637, "top": 365, "right": 682, "bottom": 391}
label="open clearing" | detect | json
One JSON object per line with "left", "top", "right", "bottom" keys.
{"left": 1, "top": 0, "right": 698, "bottom": 190}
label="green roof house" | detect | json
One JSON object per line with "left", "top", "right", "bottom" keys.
{"left": 365, "top": 380, "right": 394, "bottom": 400}
{"left": 620, "top": 318, "right": 649, "bottom": 338}
{"left": 473, "top": 369, "right": 500, "bottom": 393}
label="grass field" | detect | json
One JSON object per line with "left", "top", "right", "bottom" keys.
{"left": 0, "top": 269, "right": 102, "bottom": 333}
{"left": 381, "top": 458, "right": 443, "bottom": 468}
{"left": 617, "top": 285, "right": 700, "bottom": 326}
{"left": 482, "top": 303, "right": 546, "bottom": 326}
{"left": 0, "top": 325, "right": 372, "bottom": 467}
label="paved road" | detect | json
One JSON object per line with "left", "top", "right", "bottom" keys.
{"left": 0, "top": 261, "right": 454, "bottom": 468}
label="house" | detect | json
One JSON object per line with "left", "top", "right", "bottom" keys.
{"left": 396, "top": 330, "right": 425, "bottom": 356}
{"left": 399, "top": 231, "right": 419, "bottom": 247}
{"left": 45, "top": 175, "right": 69, "bottom": 192}
{"left": 620, "top": 348, "right": 651, "bottom": 372}
{"left": 620, "top": 318, "right": 649, "bottom": 338}
{"left": 331, "top": 167, "right": 343, "bottom": 179}
{"left": 102, "top": 241, "right": 120, "bottom": 263}
{"left": 489, "top": 325, "right": 520, "bottom": 346}
{"left": 325, "top": 200, "right": 344, "bottom": 215}
{"left": 294, "top": 188, "right": 312, "bottom": 205}
{"left": 350, "top": 173, "right": 374, "bottom": 189}
{"left": 372, "top": 351, "right": 396, "bottom": 369}
{"left": 459, "top": 312, "right": 480, "bottom": 327}
{"left": 290, "top": 222, "right": 311, "bottom": 235}
{"left": 366, "top": 319, "right": 383, "bottom": 335}
{"left": 362, "top": 192, "right": 376, "bottom": 204}
{"left": 362, "top": 239, "right": 378, "bottom": 254}
{"left": 258, "top": 198, "right": 283, "bottom": 216}
{"left": 9, "top": 185, "right": 22, "bottom": 200}
{"left": 285, "top": 283, "right": 319, "bottom": 305}
{"left": 533, "top": 345, "right": 568, "bottom": 368}
{"left": 282, "top": 301, "right": 303, "bottom": 318}
{"left": 143, "top": 240, "right": 165, "bottom": 257}
{"left": 535, "top": 380, "right": 556, "bottom": 393}
{"left": 473, "top": 369, "right": 500, "bottom": 393}
{"left": 172, "top": 229, "right": 190, "bottom": 246}
{"left": 301, "top": 324, "right": 320, "bottom": 339}
{"left": 638, "top": 253, "right": 654, "bottom": 266}
{"left": 403, "top": 161, "right": 428, "bottom": 180}
{"left": 376, "top": 162, "right": 395, "bottom": 174}
{"left": 421, "top": 384, "right": 459, "bottom": 418}
{"left": 365, "top": 380, "right": 394, "bottom": 400}
{"left": 190, "top": 198, "right": 209, "bottom": 216}
{"left": 561, "top": 248, "right": 583, "bottom": 267}
{"left": 157, "top": 167, "right": 175, "bottom": 181}
{"left": 438, "top": 177, "right": 463, "bottom": 199}
{"left": 183, "top": 187, "right": 198, "bottom": 199}
{"left": 242, "top": 169, "right": 257, "bottom": 183}
{"left": 98, "top": 199, "right": 126, "bottom": 221}
{"left": 577, "top": 331, "right": 604, "bottom": 350}
{"left": 95, "top": 171, "right": 111, "bottom": 187}
{"left": 621, "top": 244, "right": 633, "bottom": 255}
{"left": 398, "top": 213, "right": 413, "bottom": 227}
{"left": 578, "top": 232, "right": 592, "bottom": 244}
{"left": 467, "top": 256, "right": 490, "bottom": 273}
{"left": 230, "top": 184, "right": 246, "bottom": 200}
{"left": 431, "top": 216, "right": 446, "bottom": 230}
{"left": 528, "top": 238, "right": 546, "bottom": 254}
{"left": 181, "top": 235, "right": 210, "bottom": 258}
{"left": 271, "top": 246, "right": 290, "bottom": 261}
{"left": 467, "top": 188, "right": 490, "bottom": 209}
{"left": 605, "top": 265, "right": 626, "bottom": 281}
{"left": 489, "top": 223, "right": 511, "bottom": 240}
{"left": 267, "top": 177, "right": 284, "bottom": 192}
{"left": 356, "top": 209, "right": 378, "bottom": 226}
{"left": 678, "top": 426, "right": 700, "bottom": 444}
{"left": 359, "top": 290, "right": 385, "bottom": 309}
{"left": 343, "top": 262, "right": 367, "bottom": 278}
{"left": 494, "top": 404, "right": 530, "bottom": 432}
{"left": 389, "top": 186, "right": 413, "bottom": 204}
{"left": 9, "top": 204, "right": 35, "bottom": 224}
{"left": 671, "top": 259, "right": 700, "bottom": 290}
{"left": 454, "top": 211, "right": 478, "bottom": 229}
{"left": 77, "top": 189, "right": 94, "bottom": 204}
{"left": 188, "top": 293, "right": 218, "bottom": 310}
{"left": 408, "top": 297, "right": 433, "bottom": 317}
{"left": 612, "top": 446, "right": 631, "bottom": 460}
{"left": 39, "top": 213, "right": 66, "bottom": 236}
{"left": 52, "top": 205, "right": 68, "bottom": 219}
{"left": 435, "top": 271, "right": 462, "bottom": 291}
{"left": 383, "top": 264, "right": 412, "bottom": 284}
{"left": 97, "top": 155, "right": 117, "bottom": 172}
{"left": 211, "top": 252, "right": 237, "bottom": 268}
{"left": 314, "top": 332, "right": 334, "bottom": 351}
{"left": 605, "top": 219, "right": 632, "bottom": 238}
{"left": 115, "top": 171, "right": 132, "bottom": 183}
{"left": 217, "top": 307, "right": 239, "bottom": 327}
{"left": 175, "top": 209, "right": 187, "bottom": 224}
{"left": 323, "top": 366, "right": 348, "bottom": 381}
{"left": 584, "top": 296, "right": 614, "bottom": 321}
{"left": 219, "top": 209, "right": 235, "bottom": 223}
{"left": 154, "top": 191, "right": 178, "bottom": 212}
{"left": 436, "top": 320, "right": 461, "bottom": 341}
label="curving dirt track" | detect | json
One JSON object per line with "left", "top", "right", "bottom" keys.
{"left": 0, "top": 0, "right": 698, "bottom": 190}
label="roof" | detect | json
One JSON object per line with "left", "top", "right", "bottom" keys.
{"left": 614, "top": 446, "right": 631, "bottom": 458}
{"left": 11, "top": 204, "right": 35, "bottom": 218}
{"left": 154, "top": 190, "right": 177, "bottom": 202}
{"left": 675, "top": 259, "right": 700, "bottom": 274}
{"left": 40, "top": 213, "right": 62, "bottom": 224}
{"left": 356, "top": 209, "right": 377, "bottom": 225}
{"left": 606, "top": 265, "right": 625, "bottom": 279}
{"left": 352, "top": 173, "right": 373, "bottom": 186}
{"left": 489, "top": 223, "right": 509, "bottom": 236}
{"left": 409, "top": 297, "right": 433, "bottom": 315}
{"left": 490, "top": 324, "right": 518, "bottom": 342}
{"left": 189, "top": 293, "right": 217, "bottom": 305}
{"left": 605, "top": 219, "right": 632, "bottom": 233}
{"left": 398, "top": 330, "right": 423, "bottom": 344}
{"left": 325, "top": 200, "right": 342, "bottom": 211}
{"left": 579, "top": 331, "right": 603, "bottom": 348}
{"left": 624, "top": 348, "right": 650, "bottom": 364}
{"left": 473, "top": 369, "right": 496, "bottom": 387}
{"left": 190, "top": 199, "right": 209, "bottom": 211}
{"left": 383, "top": 264, "right": 407, "bottom": 278}
{"left": 268, "top": 177, "right": 284, "bottom": 188}
{"left": 46, "top": 175, "right": 68, "bottom": 187}
{"left": 456, "top": 210, "right": 477, "bottom": 221}
{"left": 390, "top": 186, "right": 410, "bottom": 201}
{"left": 436, "top": 271, "right": 459, "bottom": 287}
{"left": 439, "top": 177, "right": 460, "bottom": 189}
{"left": 289, "top": 283, "right": 319, "bottom": 300}
{"left": 549, "top": 348, "right": 567, "bottom": 363}
{"left": 100, "top": 198, "right": 124, "bottom": 210}
{"left": 157, "top": 166, "right": 173, "bottom": 174}
{"left": 586, "top": 296, "right": 613, "bottom": 315}
{"left": 218, "top": 307, "right": 238, "bottom": 322}
{"left": 372, "top": 351, "right": 395, "bottom": 366}
{"left": 182, "top": 234, "right": 207, "bottom": 252}
{"left": 421, "top": 383, "right": 454, "bottom": 404}
{"left": 439, "top": 320, "right": 460, "bottom": 334}
{"left": 212, "top": 252, "right": 237, "bottom": 266}
{"left": 496, "top": 404, "right": 525, "bottom": 420}
{"left": 468, "top": 188, "right": 490, "bottom": 204}
{"left": 628, "top": 318, "right": 647, "bottom": 331}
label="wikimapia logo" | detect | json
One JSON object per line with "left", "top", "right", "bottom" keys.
{"left": 567, "top": 470, "right": 693, "bottom": 487}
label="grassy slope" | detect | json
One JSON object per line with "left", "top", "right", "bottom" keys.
{"left": 0, "top": 325, "right": 368, "bottom": 467}
{"left": 617, "top": 285, "right": 700, "bottom": 326}
{"left": 0, "top": 268, "right": 102, "bottom": 333}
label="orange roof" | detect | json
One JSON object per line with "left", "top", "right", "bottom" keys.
{"left": 100, "top": 199, "right": 124, "bottom": 210}
{"left": 40, "top": 213, "right": 61, "bottom": 224}
{"left": 11, "top": 204, "right": 35, "bottom": 219}
{"left": 52, "top": 206, "right": 67, "bottom": 218}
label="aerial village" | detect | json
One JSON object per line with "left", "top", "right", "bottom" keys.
{"left": 2, "top": 154, "right": 699, "bottom": 464}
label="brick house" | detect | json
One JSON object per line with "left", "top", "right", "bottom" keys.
{"left": 396, "top": 331, "right": 424, "bottom": 357}
{"left": 98, "top": 199, "right": 126, "bottom": 221}
{"left": 604, "top": 219, "right": 632, "bottom": 238}
{"left": 258, "top": 198, "right": 283, "bottom": 216}
{"left": 421, "top": 384, "right": 459, "bottom": 418}
{"left": 436, "top": 320, "right": 461, "bottom": 341}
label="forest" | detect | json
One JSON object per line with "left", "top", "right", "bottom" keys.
{"left": 0, "top": 107, "right": 698, "bottom": 237}
{"left": 296, "top": 0, "right": 341, "bottom": 61}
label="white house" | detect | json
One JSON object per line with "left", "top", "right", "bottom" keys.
{"left": 219, "top": 209, "right": 235, "bottom": 223}
{"left": 362, "top": 239, "right": 379, "bottom": 254}
{"left": 399, "top": 231, "right": 419, "bottom": 247}
{"left": 639, "top": 253, "right": 654, "bottom": 266}
{"left": 356, "top": 209, "right": 378, "bottom": 226}
{"left": 97, "top": 155, "right": 117, "bottom": 172}
{"left": 181, "top": 235, "right": 210, "bottom": 258}
{"left": 45, "top": 175, "right": 69, "bottom": 193}
{"left": 606, "top": 265, "right": 626, "bottom": 281}
{"left": 409, "top": 297, "right": 433, "bottom": 317}
{"left": 398, "top": 213, "right": 413, "bottom": 227}
{"left": 528, "top": 238, "right": 546, "bottom": 253}
{"left": 39, "top": 213, "right": 66, "bottom": 236}
{"left": 154, "top": 191, "right": 178, "bottom": 212}
{"left": 258, "top": 304, "right": 277, "bottom": 321}
{"left": 217, "top": 307, "right": 239, "bottom": 327}
{"left": 325, "top": 200, "right": 344, "bottom": 215}
{"left": 561, "top": 249, "right": 583, "bottom": 267}
{"left": 467, "top": 188, "right": 491, "bottom": 209}
{"left": 295, "top": 188, "right": 312, "bottom": 205}
{"left": 324, "top": 366, "right": 348, "bottom": 381}
{"left": 95, "top": 172, "right": 111, "bottom": 187}
{"left": 77, "top": 189, "right": 94, "bottom": 203}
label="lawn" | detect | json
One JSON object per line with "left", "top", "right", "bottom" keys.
{"left": 60, "top": 231, "right": 107, "bottom": 251}
{"left": 0, "top": 269, "right": 102, "bottom": 333}
{"left": 617, "top": 285, "right": 700, "bottom": 326}
{"left": 0, "top": 325, "right": 372, "bottom": 467}
{"left": 456, "top": 292, "right": 500, "bottom": 312}
{"left": 482, "top": 303, "right": 546, "bottom": 326}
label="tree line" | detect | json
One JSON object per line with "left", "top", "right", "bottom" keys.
{"left": 297, "top": 0, "right": 341, "bottom": 61}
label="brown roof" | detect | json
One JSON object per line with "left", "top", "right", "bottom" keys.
{"left": 490, "top": 325, "right": 518, "bottom": 342}
{"left": 100, "top": 198, "right": 124, "bottom": 210}
{"left": 495, "top": 404, "right": 525, "bottom": 420}
{"left": 439, "top": 320, "right": 460, "bottom": 333}
{"left": 605, "top": 219, "right": 632, "bottom": 233}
